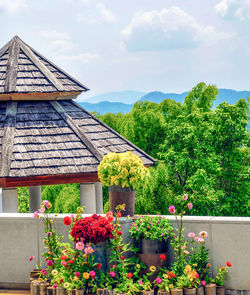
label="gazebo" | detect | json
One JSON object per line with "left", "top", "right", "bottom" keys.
{"left": 0, "top": 36, "right": 155, "bottom": 213}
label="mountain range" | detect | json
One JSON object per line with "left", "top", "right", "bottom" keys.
{"left": 78, "top": 89, "right": 250, "bottom": 114}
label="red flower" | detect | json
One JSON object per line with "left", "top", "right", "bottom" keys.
{"left": 60, "top": 279, "right": 64, "bottom": 284}
{"left": 117, "top": 212, "right": 122, "bottom": 218}
{"left": 96, "top": 263, "right": 102, "bottom": 270}
{"left": 226, "top": 261, "right": 232, "bottom": 267}
{"left": 70, "top": 214, "right": 114, "bottom": 244}
{"left": 63, "top": 216, "right": 72, "bottom": 226}
{"left": 61, "top": 255, "right": 67, "bottom": 260}
{"left": 160, "top": 254, "right": 166, "bottom": 261}
{"left": 117, "top": 231, "right": 122, "bottom": 236}
{"left": 127, "top": 272, "right": 133, "bottom": 279}
{"left": 68, "top": 260, "right": 73, "bottom": 264}
{"left": 121, "top": 255, "right": 125, "bottom": 260}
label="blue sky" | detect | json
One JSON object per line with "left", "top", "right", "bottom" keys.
{"left": 1, "top": 0, "right": 250, "bottom": 100}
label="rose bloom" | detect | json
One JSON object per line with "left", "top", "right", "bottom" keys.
{"left": 61, "top": 261, "right": 67, "bottom": 267}
{"left": 127, "top": 272, "right": 133, "bottom": 279}
{"left": 199, "top": 231, "right": 208, "bottom": 239}
{"left": 76, "top": 242, "right": 84, "bottom": 251}
{"left": 47, "top": 260, "right": 53, "bottom": 266}
{"left": 188, "top": 232, "right": 195, "bottom": 238}
{"left": 89, "top": 271, "right": 96, "bottom": 277}
{"left": 226, "top": 261, "right": 232, "bottom": 267}
{"left": 201, "top": 281, "right": 206, "bottom": 286}
{"left": 160, "top": 254, "right": 166, "bottom": 261}
{"left": 168, "top": 205, "right": 175, "bottom": 214}
{"left": 29, "top": 256, "right": 34, "bottom": 261}
{"left": 188, "top": 203, "right": 193, "bottom": 210}
{"left": 155, "top": 277, "right": 162, "bottom": 284}
{"left": 106, "top": 211, "right": 114, "bottom": 222}
{"left": 109, "top": 271, "right": 116, "bottom": 278}
{"left": 63, "top": 216, "right": 72, "bottom": 226}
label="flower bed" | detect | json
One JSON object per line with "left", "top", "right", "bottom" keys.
{"left": 30, "top": 197, "right": 232, "bottom": 295}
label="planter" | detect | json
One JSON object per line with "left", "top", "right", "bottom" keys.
{"left": 30, "top": 269, "right": 41, "bottom": 279}
{"left": 31, "top": 280, "right": 40, "bottom": 295}
{"left": 67, "top": 291, "right": 75, "bottom": 295}
{"left": 196, "top": 287, "right": 204, "bottom": 295}
{"left": 40, "top": 282, "right": 50, "bottom": 295}
{"left": 92, "top": 241, "right": 108, "bottom": 272}
{"left": 216, "top": 286, "right": 225, "bottom": 295}
{"left": 109, "top": 185, "right": 135, "bottom": 217}
{"left": 184, "top": 289, "right": 196, "bottom": 295}
{"left": 171, "top": 289, "right": 183, "bottom": 295}
{"left": 205, "top": 284, "right": 216, "bottom": 295}
{"left": 97, "top": 289, "right": 108, "bottom": 295}
{"left": 74, "top": 290, "right": 84, "bottom": 295}
{"left": 107, "top": 290, "right": 116, "bottom": 295}
{"left": 143, "top": 290, "right": 154, "bottom": 295}
{"left": 47, "top": 286, "right": 56, "bottom": 295}
{"left": 57, "top": 287, "right": 66, "bottom": 295}
{"left": 158, "top": 290, "right": 170, "bottom": 295}
{"left": 139, "top": 238, "right": 168, "bottom": 254}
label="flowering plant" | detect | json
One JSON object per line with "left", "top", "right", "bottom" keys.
{"left": 188, "top": 231, "right": 210, "bottom": 280}
{"left": 215, "top": 262, "right": 232, "bottom": 286}
{"left": 70, "top": 214, "right": 114, "bottom": 244}
{"left": 181, "top": 265, "right": 200, "bottom": 288}
{"left": 98, "top": 151, "right": 149, "bottom": 189}
{"left": 129, "top": 215, "right": 173, "bottom": 241}
{"left": 154, "top": 273, "right": 170, "bottom": 291}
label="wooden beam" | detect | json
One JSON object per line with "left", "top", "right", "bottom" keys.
{"left": 50, "top": 101, "right": 104, "bottom": 161}
{"left": 0, "top": 101, "right": 18, "bottom": 177}
{"left": 4, "top": 38, "right": 20, "bottom": 92}
{"left": 0, "top": 172, "right": 99, "bottom": 188}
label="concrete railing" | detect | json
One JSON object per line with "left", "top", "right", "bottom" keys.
{"left": 0, "top": 214, "right": 249, "bottom": 293}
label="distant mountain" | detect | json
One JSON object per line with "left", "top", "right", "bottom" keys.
{"left": 78, "top": 90, "right": 146, "bottom": 104}
{"left": 79, "top": 101, "right": 133, "bottom": 114}
{"left": 140, "top": 91, "right": 188, "bottom": 103}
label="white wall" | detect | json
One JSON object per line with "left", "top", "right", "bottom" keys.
{"left": 0, "top": 214, "right": 249, "bottom": 291}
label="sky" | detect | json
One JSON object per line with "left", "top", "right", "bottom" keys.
{"left": 1, "top": 0, "right": 250, "bottom": 101}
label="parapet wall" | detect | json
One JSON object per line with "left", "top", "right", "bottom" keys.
{"left": 0, "top": 214, "right": 249, "bottom": 292}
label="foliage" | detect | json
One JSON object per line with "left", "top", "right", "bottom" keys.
{"left": 18, "top": 187, "right": 29, "bottom": 213}
{"left": 214, "top": 262, "right": 232, "bottom": 286}
{"left": 98, "top": 151, "right": 150, "bottom": 189}
{"left": 129, "top": 215, "right": 173, "bottom": 241}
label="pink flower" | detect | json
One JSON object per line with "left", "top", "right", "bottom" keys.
{"left": 29, "top": 256, "right": 34, "bottom": 261}
{"left": 41, "top": 269, "right": 47, "bottom": 275}
{"left": 106, "top": 211, "right": 114, "bottom": 222}
{"left": 201, "top": 281, "right": 206, "bottom": 286}
{"left": 89, "top": 271, "right": 96, "bottom": 277}
{"left": 169, "top": 205, "right": 175, "bottom": 214}
{"left": 199, "top": 231, "right": 208, "bottom": 239}
{"left": 138, "top": 280, "right": 143, "bottom": 285}
{"left": 43, "top": 200, "right": 49, "bottom": 209}
{"left": 188, "top": 203, "right": 193, "bottom": 210}
{"left": 33, "top": 211, "right": 38, "bottom": 219}
{"left": 47, "top": 260, "right": 53, "bottom": 266}
{"left": 53, "top": 284, "right": 58, "bottom": 289}
{"left": 39, "top": 207, "right": 45, "bottom": 213}
{"left": 195, "top": 236, "right": 199, "bottom": 242}
{"left": 75, "top": 272, "right": 80, "bottom": 277}
{"left": 109, "top": 271, "right": 116, "bottom": 277}
{"left": 196, "top": 273, "right": 199, "bottom": 278}
{"left": 183, "top": 194, "right": 188, "bottom": 201}
{"left": 61, "top": 261, "right": 67, "bottom": 267}
{"left": 188, "top": 232, "right": 195, "bottom": 238}
{"left": 155, "top": 277, "right": 162, "bottom": 284}
{"left": 76, "top": 242, "right": 84, "bottom": 251}
{"left": 85, "top": 245, "right": 94, "bottom": 255}
{"left": 47, "top": 232, "right": 52, "bottom": 236}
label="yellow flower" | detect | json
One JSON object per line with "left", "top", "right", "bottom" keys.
{"left": 163, "top": 274, "right": 168, "bottom": 279}
{"left": 51, "top": 269, "right": 59, "bottom": 276}
{"left": 48, "top": 251, "right": 53, "bottom": 255}
{"left": 185, "top": 265, "right": 192, "bottom": 273}
{"left": 136, "top": 264, "right": 141, "bottom": 269}
{"left": 74, "top": 276, "right": 79, "bottom": 281}
{"left": 83, "top": 272, "right": 90, "bottom": 279}
{"left": 64, "top": 282, "right": 70, "bottom": 289}
{"left": 149, "top": 265, "right": 157, "bottom": 272}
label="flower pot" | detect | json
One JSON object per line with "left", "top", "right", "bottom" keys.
{"left": 171, "top": 289, "right": 183, "bottom": 295}
{"left": 139, "top": 238, "right": 168, "bottom": 254}
{"left": 107, "top": 290, "right": 116, "bottom": 295}
{"left": 109, "top": 185, "right": 135, "bottom": 217}
{"left": 184, "top": 289, "right": 196, "bottom": 295}
{"left": 204, "top": 284, "right": 216, "bottom": 295}
{"left": 67, "top": 291, "right": 75, "bottom": 295}
{"left": 47, "top": 286, "right": 56, "bottom": 295}
{"left": 40, "top": 282, "right": 50, "bottom": 295}
{"left": 75, "top": 290, "right": 84, "bottom": 295}
{"left": 30, "top": 269, "right": 41, "bottom": 279}
{"left": 216, "top": 286, "right": 225, "bottom": 295}
{"left": 57, "top": 287, "right": 66, "bottom": 295}
{"left": 97, "top": 289, "right": 108, "bottom": 295}
{"left": 31, "top": 280, "right": 40, "bottom": 295}
{"left": 196, "top": 287, "right": 204, "bottom": 295}
{"left": 143, "top": 290, "right": 154, "bottom": 295}
{"left": 92, "top": 241, "right": 108, "bottom": 272}
{"left": 158, "top": 290, "right": 170, "bottom": 295}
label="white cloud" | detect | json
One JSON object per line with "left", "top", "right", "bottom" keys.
{"left": 49, "top": 40, "right": 75, "bottom": 53}
{"left": 76, "top": 2, "right": 116, "bottom": 25}
{"left": 0, "top": 0, "right": 27, "bottom": 13}
{"left": 121, "top": 6, "right": 230, "bottom": 51}
{"left": 58, "top": 53, "right": 101, "bottom": 63}
{"left": 215, "top": 0, "right": 250, "bottom": 20}
{"left": 40, "top": 30, "right": 70, "bottom": 40}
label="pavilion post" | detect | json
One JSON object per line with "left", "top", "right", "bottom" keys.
{"left": 80, "top": 183, "right": 96, "bottom": 214}
{"left": 29, "top": 186, "right": 42, "bottom": 213}
{"left": 2, "top": 188, "right": 18, "bottom": 213}
{"left": 95, "top": 182, "right": 103, "bottom": 214}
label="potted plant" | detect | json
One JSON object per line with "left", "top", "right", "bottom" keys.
{"left": 214, "top": 262, "right": 232, "bottom": 295}
{"left": 154, "top": 273, "right": 170, "bottom": 295}
{"left": 182, "top": 265, "right": 200, "bottom": 295}
{"left": 98, "top": 151, "right": 149, "bottom": 216}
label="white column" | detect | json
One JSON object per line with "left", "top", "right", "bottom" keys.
{"left": 95, "top": 182, "right": 103, "bottom": 214}
{"left": 0, "top": 188, "right": 2, "bottom": 213}
{"left": 29, "top": 186, "right": 41, "bottom": 213}
{"left": 80, "top": 183, "right": 96, "bottom": 214}
{"left": 2, "top": 188, "right": 18, "bottom": 213}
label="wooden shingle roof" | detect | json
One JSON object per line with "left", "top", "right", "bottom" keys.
{"left": 0, "top": 99, "right": 156, "bottom": 187}
{"left": 0, "top": 36, "right": 88, "bottom": 100}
